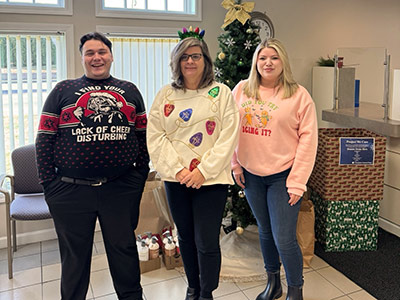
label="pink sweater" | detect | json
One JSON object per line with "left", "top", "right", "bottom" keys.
{"left": 231, "top": 80, "right": 318, "bottom": 196}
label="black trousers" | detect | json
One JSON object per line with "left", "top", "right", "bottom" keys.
{"left": 164, "top": 182, "right": 228, "bottom": 298}
{"left": 44, "top": 168, "right": 147, "bottom": 300}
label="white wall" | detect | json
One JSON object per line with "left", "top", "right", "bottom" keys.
{"left": 2, "top": 0, "right": 400, "bottom": 88}
{"left": 380, "top": 139, "right": 400, "bottom": 236}
{"left": 1, "top": 0, "right": 400, "bottom": 247}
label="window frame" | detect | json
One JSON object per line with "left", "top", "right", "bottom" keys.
{"left": 0, "top": 22, "right": 75, "bottom": 80}
{"left": 0, "top": 22, "right": 74, "bottom": 185}
{"left": 97, "top": 25, "right": 181, "bottom": 38}
{"left": 0, "top": 0, "right": 72, "bottom": 15}
{"left": 96, "top": 25, "right": 180, "bottom": 110}
{"left": 95, "top": 0, "right": 202, "bottom": 21}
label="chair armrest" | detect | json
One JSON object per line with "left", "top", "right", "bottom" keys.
{"left": 0, "top": 187, "right": 11, "bottom": 204}
{"left": 0, "top": 174, "right": 13, "bottom": 204}
{"left": 0, "top": 174, "right": 13, "bottom": 186}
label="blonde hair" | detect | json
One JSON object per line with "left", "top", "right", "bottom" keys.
{"left": 170, "top": 37, "right": 214, "bottom": 90}
{"left": 243, "top": 38, "right": 298, "bottom": 100}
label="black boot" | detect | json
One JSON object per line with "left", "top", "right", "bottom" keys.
{"left": 285, "top": 286, "right": 303, "bottom": 300}
{"left": 256, "top": 271, "right": 282, "bottom": 300}
{"left": 198, "top": 297, "right": 213, "bottom": 300}
{"left": 185, "top": 287, "right": 199, "bottom": 300}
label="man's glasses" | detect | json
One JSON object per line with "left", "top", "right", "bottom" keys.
{"left": 180, "top": 53, "right": 203, "bottom": 61}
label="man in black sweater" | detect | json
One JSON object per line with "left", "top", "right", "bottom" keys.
{"left": 35, "top": 32, "right": 149, "bottom": 300}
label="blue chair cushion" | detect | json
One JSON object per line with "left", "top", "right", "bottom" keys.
{"left": 10, "top": 194, "right": 52, "bottom": 220}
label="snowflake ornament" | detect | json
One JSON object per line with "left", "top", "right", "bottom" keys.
{"left": 224, "top": 38, "right": 236, "bottom": 47}
{"left": 244, "top": 40, "right": 253, "bottom": 50}
{"left": 214, "top": 67, "right": 222, "bottom": 78}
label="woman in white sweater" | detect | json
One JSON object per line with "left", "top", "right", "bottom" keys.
{"left": 146, "top": 28, "right": 239, "bottom": 300}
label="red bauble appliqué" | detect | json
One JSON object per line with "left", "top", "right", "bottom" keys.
{"left": 164, "top": 104, "right": 175, "bottom": 117}
{"left": 189, "top": 158, "right": 200, "bottom": 171}
{"left": 206, "top": 119, "right": 216, "bottom": 135}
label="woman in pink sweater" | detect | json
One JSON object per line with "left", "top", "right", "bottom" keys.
{"left": 231, "top": 38, "right": 318, "bottom": 300}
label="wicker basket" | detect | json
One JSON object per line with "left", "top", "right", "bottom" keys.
{"left": 309, "top": 128, "right": 386, "bottom": 201}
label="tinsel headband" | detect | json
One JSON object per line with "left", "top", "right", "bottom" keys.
{"left": 178, "top": 26, "right": 205, "bottom": 41}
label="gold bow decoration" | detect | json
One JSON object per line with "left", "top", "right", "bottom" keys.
{"left": 221, "top": 0, "right": 255, "bottom": 28}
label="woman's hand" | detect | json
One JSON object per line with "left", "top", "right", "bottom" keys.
{"left": 181, "top": 168, "right": 205, "bottom": 189}
{"left": 176, "top": 168, "right": 191, "bottom": 182}
{"left": 288, "top": 193, "right": 301, "bottom": 206}
{"left": 233, "top": 173, "right": 245, "bottom": 189}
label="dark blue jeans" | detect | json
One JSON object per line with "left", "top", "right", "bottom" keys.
{"left": 164, "top": 182, "right": 228, "bottom": 298}
{"left": 243, "top": 168, "right": 303, "bottom": 287}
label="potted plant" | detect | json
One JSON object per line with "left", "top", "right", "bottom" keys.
{"left": 317, "top": 55, "right": 334, "bottom": 67}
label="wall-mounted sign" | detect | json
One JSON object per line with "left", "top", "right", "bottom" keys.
{"left": 339, "top": 137, "right": 375, "bottom": 165}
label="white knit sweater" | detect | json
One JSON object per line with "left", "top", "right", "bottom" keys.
{"left": 147, "top": 82, "right": 239, "bottom": 185}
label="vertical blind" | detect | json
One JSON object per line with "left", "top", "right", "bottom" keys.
{"left": 0, "top": 34, "right": 175, "bottom": 174}
{"left": 0, "top": 33, "right": 66, "bottom": 174}
{"left": 108, "top": 37, "right": 179, "bottom": 110}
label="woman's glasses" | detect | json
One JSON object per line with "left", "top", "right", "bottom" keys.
{"left": 180, "top": 53, "right": 203, "bottom": 61}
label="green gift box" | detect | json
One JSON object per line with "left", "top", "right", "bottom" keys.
{"left": 310, "top": 189, "right": 379, "bottom": 252}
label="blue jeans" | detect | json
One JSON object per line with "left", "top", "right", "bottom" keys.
{"left": 243, "top": 168, "right": 303, "bottom": 287}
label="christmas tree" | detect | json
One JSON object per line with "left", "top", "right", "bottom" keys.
{"left": 214, "top": 0, "right": 261, "bottom": 89}
{"left": 215, "top": 0, "right": 260, "bottom": 233}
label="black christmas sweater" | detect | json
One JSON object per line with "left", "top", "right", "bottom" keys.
{"left": 35, "top": 75, "right": 150, "bottom": 183}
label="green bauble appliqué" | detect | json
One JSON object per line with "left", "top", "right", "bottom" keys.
{"left": 208, "top": 86, "right": 220, "bottom": 99}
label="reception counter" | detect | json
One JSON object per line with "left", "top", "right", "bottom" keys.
{"left": 322, "top": 102, "right": 400, "bottom": 236}
{"left": 322, "top": 102, "right": 400, "bottom": 137}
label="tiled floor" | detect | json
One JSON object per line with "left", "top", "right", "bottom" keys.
{"left": 0, "top": 232, "right": 377, "bottom": 300}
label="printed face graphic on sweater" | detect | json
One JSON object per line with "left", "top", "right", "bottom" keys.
{"left": 73, "top": 92, "right": 128, "bottom": 126}
{"left": 241, "top": 99, "right": 278, "bottom": 137}
{"left": 69, "top": 90, "right": 133, "bottom": 142}
{"left": 38, "top": 86, "right": 144, "bottom": 144}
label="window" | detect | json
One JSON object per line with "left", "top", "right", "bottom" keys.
{"left": 98, "top": 25, "right": 179, "bottom": 109}
{"left": 104, "top": 0, "right": 186, "bottom": 12}
{"left": 0, "top": 0, "right": 60, "bottom": 5}
{"left": 96, "top": 0, "right": 201, "bottom": 21}
{"left": 0, "top": 0, "right": 72, "bottom": 15}
{"left": 109, "top": 36, "right": 179, "bottom": 110}
{"left": 0, "top": 23, "right": 73, "bottom": 175}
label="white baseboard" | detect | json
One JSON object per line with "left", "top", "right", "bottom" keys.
{"left": 0, "top": 228, "right": 58, "bottom": 249}
{"left": 379, "top": 217, "right": 400, "bottom": 237}
{"left": 0, "top": 221, "right": 102, "bottom": 249}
